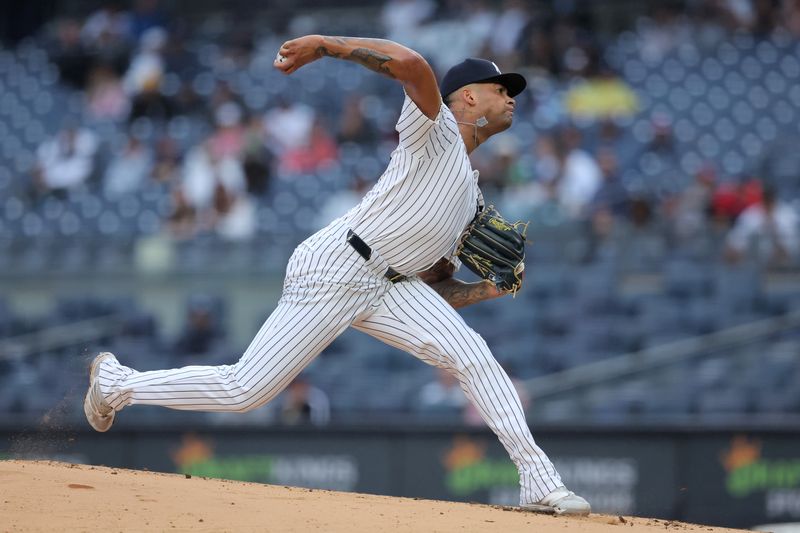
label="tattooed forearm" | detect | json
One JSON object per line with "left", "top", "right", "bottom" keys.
{"left": 315, "top": 37, "right": 398, "bottom": 79}
{"left": 430, "top": 279, "right": 501, "bottom": 309}
{"left": 348, "top": 48, "right": 395, "bottom": 78}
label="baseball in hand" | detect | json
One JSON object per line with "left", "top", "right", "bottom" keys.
{"left": 276, "top": 53, "right": 287, "bottom": 63}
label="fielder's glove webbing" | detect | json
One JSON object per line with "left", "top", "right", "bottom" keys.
{"left": 457, "top": 206, "right": 528, "bottom": 296}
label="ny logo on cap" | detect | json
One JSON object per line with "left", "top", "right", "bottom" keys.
{"left": 491, "top": 61, "right": 501, "bottom": 74}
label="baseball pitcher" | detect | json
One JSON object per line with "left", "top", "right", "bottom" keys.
{"left": 85, "top": 35, "right": 590, "bottom": 515}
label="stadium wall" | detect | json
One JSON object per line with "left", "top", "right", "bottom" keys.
{"left": 2, "top": 423, "right": 799, "bottom": 528}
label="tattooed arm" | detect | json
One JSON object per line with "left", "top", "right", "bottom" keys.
{"left": 273, "top": 35, "right": 441, "bottom": 119}
{"left": 418, "top": 258, "right": 505, "bottom": 309}
{"left": 430, "top": 279, "right": 505, "bottom": 309}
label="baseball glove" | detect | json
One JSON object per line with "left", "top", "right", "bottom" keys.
{"left": 457, "top": 206, "right": 528, "bottom": 295}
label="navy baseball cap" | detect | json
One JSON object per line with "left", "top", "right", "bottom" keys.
{"left": 440, "top": 58, "right": 527, "bottom": 99}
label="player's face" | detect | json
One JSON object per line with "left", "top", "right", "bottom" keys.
{"left": 480, "top": 83, "right": 515, "bottom": 132}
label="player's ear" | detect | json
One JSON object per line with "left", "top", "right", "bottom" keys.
{"left": 463, "top": 86, "right": 478, "bottom": 107}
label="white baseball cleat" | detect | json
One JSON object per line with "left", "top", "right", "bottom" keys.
{"left": 83, "top": 352, "right": 118, "bottom": 432}
{"left": 522, "top": 486, "right": 591, "bottom": 516}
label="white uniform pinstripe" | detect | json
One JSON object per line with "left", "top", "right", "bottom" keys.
{"left": 96, "top": 93, "right": 564, "bottom": 504}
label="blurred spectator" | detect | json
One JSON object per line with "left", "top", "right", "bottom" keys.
{"left": 166, "top": 187, "right": 197, "bottom": 240}
{"left": 497, "top": 133, "right": 562, "bottom": 221}
{"left": 564, "top": 65, "right": 639, "bottom": 120}
{"left": 710, "top": 181, "right": 743, "bottom": 228}
{"left": 557, "top": 14, "right": 598, "bottom": 73}
{"left": 241, "top": 116, "right": 275, "bottom": 197}
{"left": 263, "top": 99, "right": 315, "bottom": 153}
{"left": 381, "top": 0, "right": 436, "bottom": 42}
{"left": 174, "top": 295, "right": 224, "bottom": 356}
{"left": 404, "top": 0, "right": 499, "bottom": 67}
{"left": 128, "top": 78, "right": 174, "bottom": 123}
{"left": 81, "top": 3, "right": 132, "bottom": 70}
{"left": 280, "top": 375, "right": 330, "bottom": 426}
{"left": 161, "top": 30, "right": 196, "bottom": 81}
{"left": 739, "top": 179, "right": 765, "bottom": 211}
{"left": 716, "top": 0, "right": 757, "bottom": 30}
{"left": 172, "top": 81, "right": 207, "bottom": 119}
{"left": 279, "top": 118, "right": 339, "bottom": 175}
{"left": 337, "top": 94, "right": 378, "bottom": 145}
{"left": 85, "top": 64, "right": 130, "bottom": 120}
{"left": 174, "top": 308, "right": 215, "bottom": 355}
{"left": 725, "top": 186, "right": 799, "bottom": 266}
{"left": 124, "top": 27, "right": 167, "bottom": 96}
{"left": 33, "top": 123, "right": 99, "bottom": 196}
{"left": 785, "top": 0, "right": 800, "bottom": 35}
{"left": 152, "top": 136, "right": 182, "bottom": 184}
{"left": 518, "top": 5, "right": 562, "bottom": 77}
{"left": 463, "top": 0, "right": 498, "bottom": 47}
{"left": 648, "top": 115, "right": 675, "bottom": 156}
{"left": 636, "top": 114, "right": 682, "bottom": 197}
{"left": 473, "top": 135, "right": 523, "bottom": 194}
{"left": 751, "top": 0, "right": 780, "bottom": 35}
{"left": 181, "top": 140, "right": 246, "bottom": 211}
{"left": 532, "top": 134, "right": 561, "bottom": 185}
{"left": 103, "top": 135, "right": 153, "bottom": 198}
{"left": 130, "top": 0, "right": 169, "bottom": 40}
{"left": 208, "top": 81, "right": 244, "bottom": 117}
{"left": 489, "top": 0, "right": 530, "bottom": 58}
{"left": 418, "top": 368, "right": 468, "bottom": 413}
{"left": 636, "top": 5, "right": 691, "bottom": 63}
{"left": 584, "top": 148, "right": 633, "bottom": 262}
{"left": 128, "top": 83, "right": 176, "bottom": 123}
{"left": 50, "top": 18, "right": 92, "bottom": 88}
{"left": 212, "top": 183, "right": 256, "bottom": 242}
{"left": 670, "top": 164, "right": 716, "bottom": 242}
{"left": 588, "top": 148, "right": 629, "bottom": 218}
{"left": 217, "top": 23, "right": 255, "bottom": 70}
{"left": 82, "top": 4, "right": 132, "bottom": 46}
{"left": 555, "top": 127, "right": 602, "bottom": 218}
{"left": 629, "top": 196, "right": 655, "bottom": 229}
{"left": 710, "top": 177, "right": 762, "bottom": 229}
{"left": 315, "top": 175, "right": 371, "bottom": 229}
{"left": 178, "top": 135, "right": 253, "bottom": 239}
{"left": 125, "top": 27, "right": 174, "bottom": 122}
{"left": 209, "top": 102, "right": 246, "bottom": 160}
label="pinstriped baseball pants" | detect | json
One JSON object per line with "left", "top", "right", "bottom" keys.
{"left": 98, "top": 222, "right": 564, "bottom": 503}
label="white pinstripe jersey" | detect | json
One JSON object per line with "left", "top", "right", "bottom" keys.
{"left": 339, "top": 92, "right": 480, "bottom": 275}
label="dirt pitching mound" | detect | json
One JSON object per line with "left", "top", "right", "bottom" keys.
{"left": 1, "top": 461, "right": 746, "bottom": 532}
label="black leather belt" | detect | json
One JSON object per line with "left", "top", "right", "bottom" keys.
{"left": 346, "top": 230, "right": 407, "bottom": 283}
